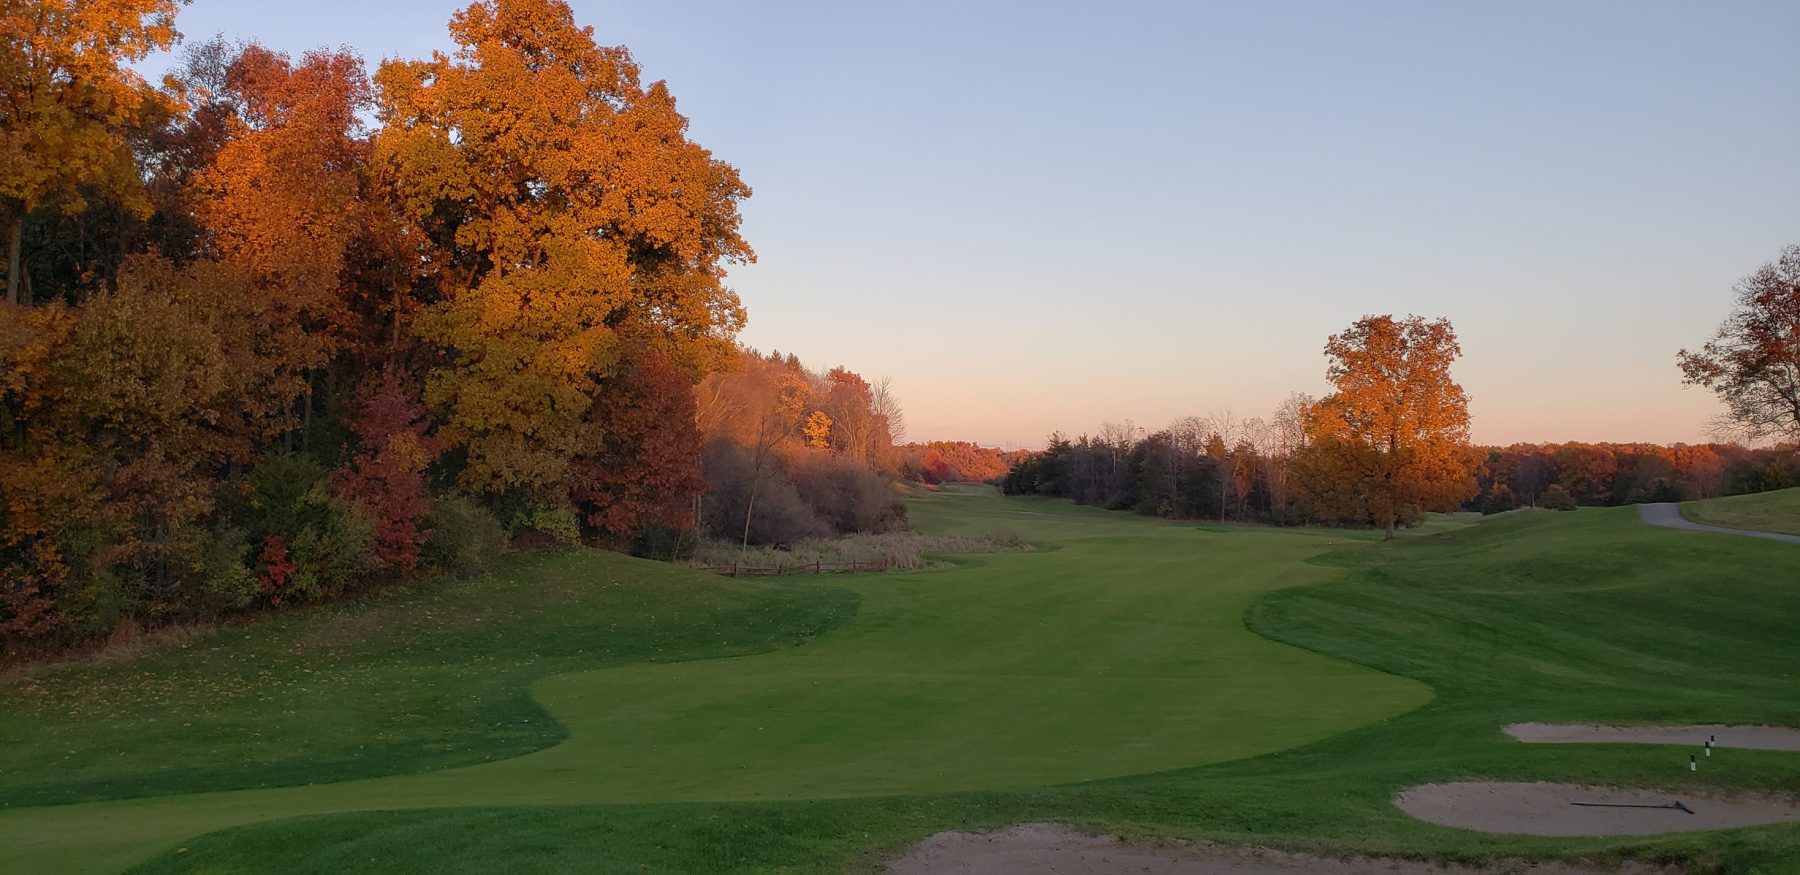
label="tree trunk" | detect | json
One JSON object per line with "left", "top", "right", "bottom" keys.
{"left": 741, "top": 477, "right": 760, "bottom": 551}
{"left": 5, "top": 216, "right": 20, "bottom": 306}
{"left": 301, "top": 370, "right": 316, "bottom": 450}
{"left": 1383, "top": 514, "right": 1396, "bottom": 540}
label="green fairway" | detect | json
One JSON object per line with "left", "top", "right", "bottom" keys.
{"left": 1683, "top": 487, "right": 1800, "bottom": 536}
{"left": 0, "top": 488, "right": 1429, "bottom": 873}
{"left": 141, "top": 501, "right": 1798, "bottom": 873}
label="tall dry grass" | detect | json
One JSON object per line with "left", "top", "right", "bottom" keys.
{"left": 690, "top": 528, "right": 1023, "bottom": 571}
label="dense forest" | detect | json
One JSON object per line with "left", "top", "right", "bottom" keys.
{"left": 0, "top": 1, "right": 908, "bottom": 657}
{"left": 5, "top": 0, "right": 1795, "bottom": 660}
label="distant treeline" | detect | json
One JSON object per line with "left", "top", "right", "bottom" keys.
{"left": 998, "top": 418, "right": 1796, "bottom": 527}
{"left": 999, "top": 406, "right": 1318, "bottom": 526}
{"left": 1472, "top": 442, "right": 1799, "bottom": 509}
{"left": 894, "top": 442, "right": 1027, "bottom": 486}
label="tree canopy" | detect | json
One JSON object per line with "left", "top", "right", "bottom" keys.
{"left": 1293, "top": 315, "right": 1477, "bottom": 538}
{"left": 1679, "top": 244, "right": 1800, "bottom": 444}
{"left": 1, "top": 0, "right": 181, "bottom": 304}
{"left": 0, "top": 0, "right": 812, "bottom": 659}
{"left": 375, "top": 0, "right": 752, "bottom": 496}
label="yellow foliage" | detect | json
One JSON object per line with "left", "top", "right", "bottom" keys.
{"left": 803, "top": 411, "right": 833, "bottom": 451}
{"left": 374, "top": 0, "right": 752, "bottom": 495}
{"left": 0, "top": 0, "right": 180, "bottom": 216}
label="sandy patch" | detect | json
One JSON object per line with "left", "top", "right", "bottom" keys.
{"left": 886, "top": 822, "right": 1672, "bottom": 874}
{"left": 1504, "top": 723, "right": 1800, "bottom": 752}
{"left": 1394, "top": 782, "right": 1798, "bottom": 836}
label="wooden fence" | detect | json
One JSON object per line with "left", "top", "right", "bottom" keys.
{"left": 696, "top": 560, "right": 893, "bottom": 577}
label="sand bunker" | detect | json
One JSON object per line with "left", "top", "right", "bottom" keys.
{"left": 1395, "top": 782, "right": 1798, "bottom": 836}
{"left": 886, "top": 822, "right": 1675, "bottom": 874}
{"left": 1504, "top": 723, "right": 1800, "bottom": 751}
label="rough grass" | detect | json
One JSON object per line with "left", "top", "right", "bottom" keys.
{"left": 3, "top": 491, "right": 1798, "bottom": 874}
{"left": 1682, "top": 486, "right": 1800, "bottom": 536}
{"left": 688, "top": 529, "right": 1025, "bottom": 570}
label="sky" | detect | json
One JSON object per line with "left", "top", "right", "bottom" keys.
{"left": 141, "top": 1, "right": 1800, "bottom": 448}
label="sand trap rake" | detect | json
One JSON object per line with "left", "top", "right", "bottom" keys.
{"left": 1570, "top": 800, "right": 1695, "bottom": 814}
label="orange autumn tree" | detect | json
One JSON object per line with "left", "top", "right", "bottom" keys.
{"left": 193, "top": 44, "right": 374, "bottom": 439}
{"left": 0, "top": 0, "right": 179, "bottom": 305}
{"left": 1292, "top": 314, "right": 1477, "bottom": 538}
{"left": 373, "top": 0, "right": 751, "bottom": 499}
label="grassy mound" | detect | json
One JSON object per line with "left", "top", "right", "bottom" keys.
{"left": 1682, "top": 486, "right": 1800, "bottom": 536}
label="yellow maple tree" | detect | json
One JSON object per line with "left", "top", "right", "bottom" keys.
{"left": 802, "top": 410, "right": 833, "bottom": 451}
{"left": 373, "top": 0, "right": 752, "bottom": 496}
{"left": 0, "top": 0, "right": 180, "bottom": 304}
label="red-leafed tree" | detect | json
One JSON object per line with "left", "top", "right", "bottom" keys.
{"left": 258, "top": 534, "right": 297, "bottom": 604}
{"left": 331, "top": 368, "right": 435, "bottom": 572}
{"left": 1680, "top": 244, "right": 1800, "bottom": 443}
{"left": 572, "top": 349, "right": 705, "bottom": 543}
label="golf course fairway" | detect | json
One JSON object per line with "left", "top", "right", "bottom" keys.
{"left": 0, "top": 486, "right": 1429, "bottom": 873}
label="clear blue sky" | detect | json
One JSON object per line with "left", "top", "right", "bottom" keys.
{"left": 144, "top": 1, "right": 1800, "bottom": 447}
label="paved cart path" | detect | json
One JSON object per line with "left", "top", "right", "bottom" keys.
{"left": 1637, "top": 502, "right": 1800, "bottom": 544}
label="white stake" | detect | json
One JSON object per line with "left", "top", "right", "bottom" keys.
{"left": 1689, "top": 754, "right": 1697, "bottom": 772}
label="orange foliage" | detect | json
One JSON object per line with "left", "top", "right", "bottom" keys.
{"left": 897, "top": 441, "right": 1014, "bottom": 484}
{"left": 375, "top": 0, "right": 751, "bottom": 495}
{"left": 1295, "top": 315, "right": 1477, "bottom": 537}
{"left": 697, "top": 350, "right": 895, "bottom": 462}
{"left": 1475, "top": 441, "right": 1760, "bottom": 506}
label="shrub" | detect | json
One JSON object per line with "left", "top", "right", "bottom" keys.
{"left": 1541, "top": 484, "right": 1578, "bottom": 511}
{"left": 699, "top": 440, "right": 828, "bottom": 545}
{"left": 246, "top": 456, "right": 378, "bottom": 602}
{"left": 512, "top": 503, "right": 581, "bottom": 548}
{"left": 193, "top": 526, "right": 258, "bottom": 615}
{"left": 300, "top": 497, "right": 377, "bottom": 596}
{"left": 330, "top": 368, "right": 434, "bottom": 573}
{"left": 985, "top": 526, "right": 1023, "bottom": 548}
{"left": 423, "top": 496, "right": 507, "bottom": 578}
{"left": 1481, "top": 484, "right": 1516, "bottom": 516}
{"left": 790, "top": 454, "right": 904, "bottom": 534}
